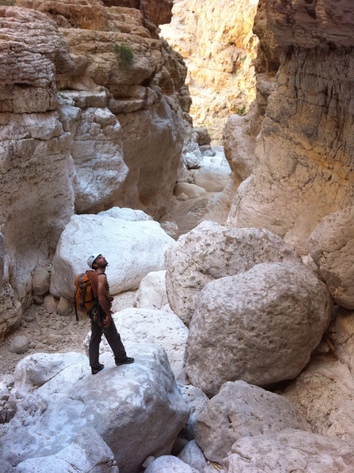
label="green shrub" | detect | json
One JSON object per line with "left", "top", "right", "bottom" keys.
{"left": 114, "top": 43, "right": 134, "bottom": 67}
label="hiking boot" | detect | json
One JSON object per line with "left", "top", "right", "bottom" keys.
{"left": 115, "top": 356, "right": 134, "bottom": 366}
{"left": 91, "top": 363, "right": 104, "bottom": 375}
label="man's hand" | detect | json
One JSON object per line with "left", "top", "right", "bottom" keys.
{"left": 103, "top": 314, "right": 112, "bottom": 327}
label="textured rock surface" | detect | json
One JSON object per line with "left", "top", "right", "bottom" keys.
{"left": 225, "top": 0, "right": 354, "bottom": 255}
{"left": 222, "top": 107, "right": 262, "bottom": 186}
{"left": 0, "top": 1, "right": 191, "bottom": 339}
{"left": 0, "top": 346, "right": 189, "bottom": 473}
{"left": 50, "top": 208, "right": 175, "bottom": 299}
{"left": 186, "top": 262, "right": 332, "bottom": 395}
{"left": 283, "top": 353, "right": 354, "bottom": 443}
{"left": 224, "top": 429, "right": 354, "bottom": 473}
{"left": 165, "top": 221, "right": 301, "bottom": 326}
{"left": 178, "top": 440, "right": 208, "bottom": 472}
{"left": 194, "top": 381, "right": 309, "bottom": 464}
{"left": 308, "top": 207, "right": 354, "bottom": 309}
{"left": 161, "top": 0, "right": 258, "bottom": 141}
{"left": 177, "top": 383, "right": 209, "bottom": 441}
{"left": 280, "top": 306, "right": 354, "bottom": 442}
{"left": 14, "top": 427, "right": 119, "bottom": 473}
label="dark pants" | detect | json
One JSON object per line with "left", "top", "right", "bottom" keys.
{"left": 89, "top": 315, "right": 127, "bottom": 369}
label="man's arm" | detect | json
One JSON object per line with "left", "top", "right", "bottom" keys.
{"left": 97, "top": 273, "right": 112, "bottom": 327}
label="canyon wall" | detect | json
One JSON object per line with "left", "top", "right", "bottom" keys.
{"left": 0, "top": 0, "right": 191, "bottom": 339}
{"left": 160, "top": 0, "right": 259, "bottom": 142}
{"left": 225, "top": 0, "right": 354, "bottom": 254}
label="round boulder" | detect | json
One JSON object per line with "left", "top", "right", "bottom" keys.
{"left": 186, "top": 261, "right": 332, "bottom": 396}
{"left": 165, "top": 221, "right": 301, "bottom": 326}
{"left": 308, "top": 206, "right": 354, "bottom": 309}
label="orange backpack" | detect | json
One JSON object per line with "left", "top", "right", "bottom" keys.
{"left": 74, "top": 272, "right": 97, "bottom": 320}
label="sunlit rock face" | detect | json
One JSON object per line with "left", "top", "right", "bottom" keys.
{"left": 226, "top": 0, "right": 354, "bottom": 255}
{"left": 161, "top": 0, "right": 259, "bottom": 141}
{"left": 0, "top": 1, "right": 191, "bottom": 338}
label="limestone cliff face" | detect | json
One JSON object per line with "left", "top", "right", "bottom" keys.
{"left": 0, "top": 0, "right": 190, "bottom": 338}
{"left": 225, "top": 0, "right": 354, "bottom": 254}
{"left": 161, "top": 0, "right": 259, "bottom": 142}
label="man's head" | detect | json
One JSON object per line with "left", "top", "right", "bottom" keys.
{"left": 87, "top": 253, "right": 102, "bottom": 269}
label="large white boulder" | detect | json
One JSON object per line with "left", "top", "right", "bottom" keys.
{"left": 14, "top": 427, "right": 118, "bottom": 473}
{"left": 0, "top": 345, "right": 189, "bottom": 473}
{"left": 50, "top": 208, "right": 175, "bottom": 299}
{"left": 308, "top": 206, "right": 354, "bottom": 309}
{"left": 224, "top": 429, "right": 354, "bottom": 473}
{"left": 133, "top": 270, "right": 168, "bottom": 310}
{"left": 165, "top": 221, "right": 301, "bottom": 326}
{"left": 194, "top": 381, "right": 309, "bottom": 464}
{"left": 186, "top": 261, "right": 332, "bottom": 395}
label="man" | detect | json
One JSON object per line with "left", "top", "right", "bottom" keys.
{"left": 86, "top": 253, "right": 134, "bottom": 374}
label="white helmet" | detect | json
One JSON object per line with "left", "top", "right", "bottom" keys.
{"left": 87, "top": 253, "right": 101, "bottom": 268}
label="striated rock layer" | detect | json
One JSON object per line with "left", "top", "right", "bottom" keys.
{"left": 0, "top": 1, "right": 191, "bottom": 338}
{"left": 225, "top": 0, "right": 354, "bottom": 255}
{"left": 161, "top": 0, "right": 259, "bottom": 142}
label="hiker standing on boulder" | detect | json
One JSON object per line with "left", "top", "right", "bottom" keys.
{"left": 86, "top": 253, "right": 134, "bottom": 375}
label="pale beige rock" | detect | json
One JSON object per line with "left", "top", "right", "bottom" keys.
{"left": 0, "top": 7, "right": 73, "bottom": 113}
{"left": 279, "top": 306, "right": 354, "bottom": 442}
{"left": 223, "top": 106, "right": 262, "bottom": 185}
{"left": 194, "top": 381, "right": 309, "bottom": 464}
{"left": 32, "top": 268, "right": 50, "bottom": 296}
{"left": 8, "top": 335, "right": 29, "bottom": 355}
{"left": 283, "top": 355, "right": 354, "bottom": 443}
{"left": 134, "top": 270, "right": 168, "bottom": 310}
{"left": 160, "top": 0, "right": 258, "bottom": 141}
{"left": 0, "top": 0, "right": 191, "bottom": 341}
{"left": 267, "top": 0, "right": 354, "bottom": 48}
{"left": 174, "top": 182, "right": 207, "bottom": 199}
{"left": 1, "top": 106, "right": 75, "bottom": 338}
{"left": 224, "top": 429, "right": 354, "bottom": 473}
{"left": 186, "top": 262, "right": 332, "bottom": 396}
{"left": 226, "top": 0, "right": 354, "bottom": 254}
{"left": 165, "top": 221, "right": 301, "bottom": 326}
{"left": 43, "top": 295, "right": 57, "bottom": 314}
{"left": 56, "top": 297, "right": 72, "bottom": 317}
{"left": 308, "top": 207, "right": 354, "bottom": 309}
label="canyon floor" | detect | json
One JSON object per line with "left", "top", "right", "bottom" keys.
{"left": 0, "top": 193, "right": 214, "bottom": 378}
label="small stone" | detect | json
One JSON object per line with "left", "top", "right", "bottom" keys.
{"left": 8, "top": 335, "right": 29, "bottom": 355}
